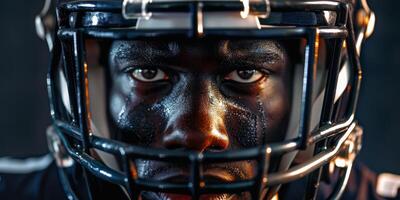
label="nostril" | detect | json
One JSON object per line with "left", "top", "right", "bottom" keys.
{"left": 162, "top": 126, "right": 229, "bottom": 152}
{"left": 162, "top": 132, "right": 185, "bottom": 150}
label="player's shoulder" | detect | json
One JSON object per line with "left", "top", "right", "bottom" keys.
{"left": 319, "top": 162, "right": 400, "bottom": 200}
{"left": 346, "top": 163, "right": 400, "bottom": 200}
{"left": 0, "top": 154, "right": 68, "bottom": 200}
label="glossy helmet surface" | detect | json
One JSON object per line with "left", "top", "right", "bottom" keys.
{"left": 35, "top": 0, "right": 375, "bottom": 199}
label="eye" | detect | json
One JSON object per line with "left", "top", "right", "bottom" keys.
{"left": 130, "top": 68, "right": 169, "bottom": 82}
{"left": 224, "top": 69, "right": 264, "bottom": 83}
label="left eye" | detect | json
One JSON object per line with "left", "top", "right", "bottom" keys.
{"left": 130, "top": 68, "right": 169, "bottom": 82}
{"left": 224, "top": 69, "right": 264, "bottom": 83}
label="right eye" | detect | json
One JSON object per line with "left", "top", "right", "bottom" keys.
{"left": 224, "top": 69, "right": 265, "bottom": 83}
{"left": 130, "top": 68, "right": 169, "bottom": 82}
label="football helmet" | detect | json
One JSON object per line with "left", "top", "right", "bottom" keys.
{"left": 35, "top": 0, "right": 375, "bottom": 199}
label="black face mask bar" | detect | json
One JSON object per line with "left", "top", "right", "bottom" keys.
{"left": 41, "top": 0, "right": 372, "bottom": 199}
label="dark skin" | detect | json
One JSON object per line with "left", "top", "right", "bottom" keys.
{"left": 107, "top": 39, "right": 292, "bottom": 200}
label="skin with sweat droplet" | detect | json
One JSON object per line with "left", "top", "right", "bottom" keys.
{"left": 106, "top": 39, "right": 293, "bottom": 200}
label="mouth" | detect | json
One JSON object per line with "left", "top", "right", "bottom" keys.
{"left": 155, "top": 168, "right": 237, "bottom": 183}
{"left": 143, "top": 169, "right": 242, "bottom": 200}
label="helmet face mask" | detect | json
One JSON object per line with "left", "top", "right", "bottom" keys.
{"left": 39, "top": 0, "right": 374, "bottom": 199}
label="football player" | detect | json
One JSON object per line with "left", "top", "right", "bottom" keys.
{"left": 2, "top": 0, "right": 396, "bottom": 199}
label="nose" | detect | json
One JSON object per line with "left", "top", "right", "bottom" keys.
{"left": 162, "top": 80, "right": 229, "bottom": 152}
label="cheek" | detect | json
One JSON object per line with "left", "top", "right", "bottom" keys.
{"left": 258, "top": 77, "right": 291, "bottom": 142}
{"left": 108, "top": 84, "right": 168, "bottom": 146}
{"left": 223, "top": 76, "right": 291, "bottom": 147}
{"left": 224, "top": 103, "right": 259, "bottom": 148}
{"left": 108, "top": 75, "right": 139, "bottom": 125}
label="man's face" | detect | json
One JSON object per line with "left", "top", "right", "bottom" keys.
{"left": 107, "top": 39, "right": 292, "bottom": 199}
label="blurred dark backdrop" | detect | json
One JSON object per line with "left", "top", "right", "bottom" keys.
{"left": 0, "top": 1, "right": 398, "bottom": 174}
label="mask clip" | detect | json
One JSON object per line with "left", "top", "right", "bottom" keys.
{"left": 241, "top": 0, "right": 271, "bottom": 19}
{"left": 122, "top": 0, "right": 152, "bottom": 20}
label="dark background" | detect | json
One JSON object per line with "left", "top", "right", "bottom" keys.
{"left": 0, "top": 1, "right": 398, "bottom": 174}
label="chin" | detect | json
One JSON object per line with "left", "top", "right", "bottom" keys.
{"left": 136, "top": 161, "right": 254, "bottom": 200}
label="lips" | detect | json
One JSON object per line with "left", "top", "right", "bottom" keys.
{"left": 142, "top": 169, "right": 240, "bottom": 200}
{"left": 154, "top": 168, "right": 236, "bottom": 183}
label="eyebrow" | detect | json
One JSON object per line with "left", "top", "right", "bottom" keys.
{"left": 110, "top": 40, "right": 286, "bottom": 70}
{"left": 111, "top": 41, "right": 179, "bottom": 64}
{"left": 218, "top": 40, "right": 285, "bottom": 65}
